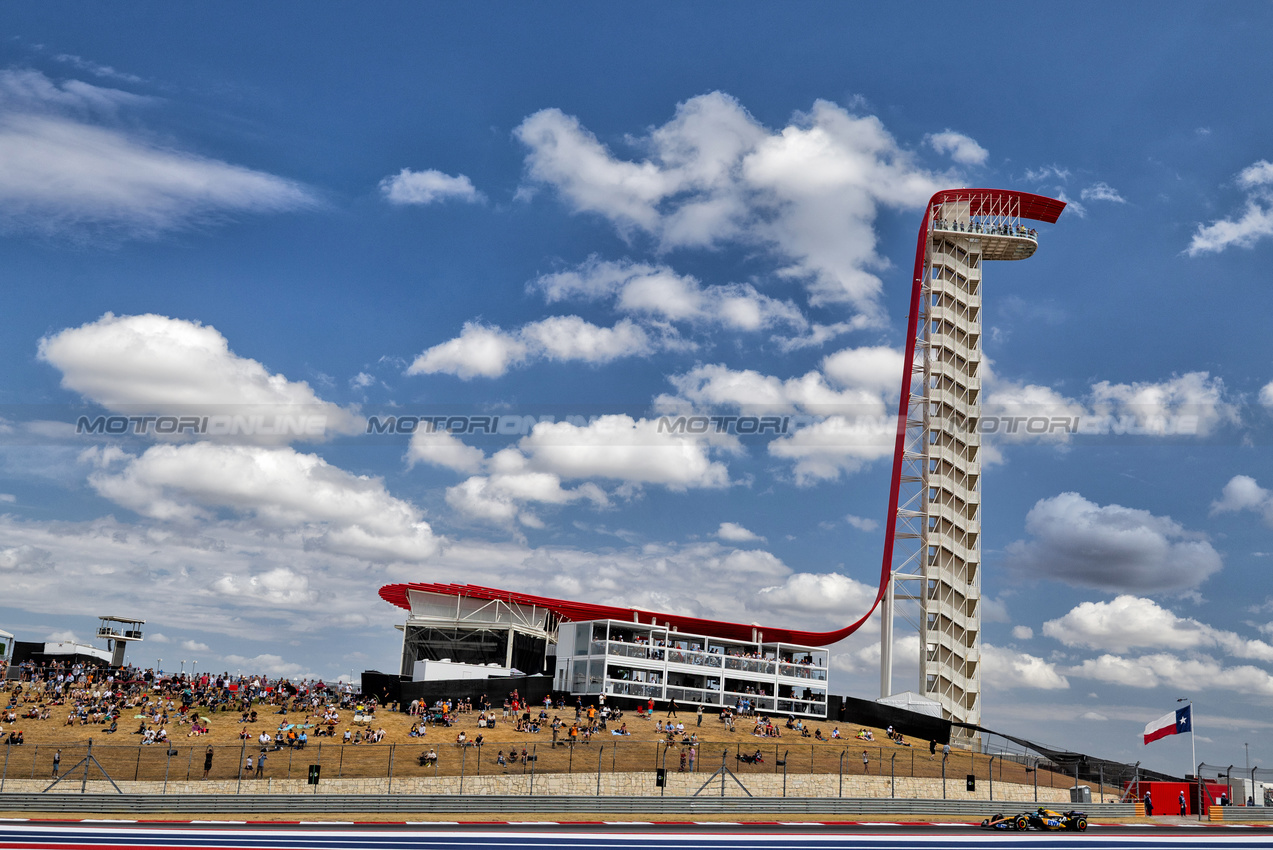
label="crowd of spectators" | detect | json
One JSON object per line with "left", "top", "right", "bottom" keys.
{"left": 2, "top": 658, "right": 369, "bottom": 775}
{"left": 4, "top": 660, "right": 927, "bottom": 783}
{"left": 933, "top": 218, "right": 1038, "bottom": 238}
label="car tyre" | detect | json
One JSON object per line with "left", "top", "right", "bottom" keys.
{"left": 1014, "top": 815, "right": 1028, "bottom": 831}
{"left": 1075, "top": 817, "right": 1088, "bottom": 832}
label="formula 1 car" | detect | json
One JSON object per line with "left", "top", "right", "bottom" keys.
{"left": 1024, "top": 807, "right": 1088, "bottom": 831}
{"left": 981, "top": 809, "right": 1088, "bottom": 831}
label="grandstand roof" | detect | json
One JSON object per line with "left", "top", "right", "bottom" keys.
{"left": 379, "top": 582, "right": 851, "bottom": 647}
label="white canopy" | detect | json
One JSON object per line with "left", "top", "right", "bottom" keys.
{"left": 876, "top": 690, "right": 945, "bottom": 718}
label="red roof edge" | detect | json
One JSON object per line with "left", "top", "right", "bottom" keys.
{"left": 379, "top": 582, "right": 859, "bottom": 648}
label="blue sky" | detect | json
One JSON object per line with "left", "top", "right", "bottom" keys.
{"left": 2, "top": 2, "right": 1273, "bottom": 775}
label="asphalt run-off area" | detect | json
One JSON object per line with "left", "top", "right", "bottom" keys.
{"left": 3, "top": 822, "right": 1273, "bottom": 850}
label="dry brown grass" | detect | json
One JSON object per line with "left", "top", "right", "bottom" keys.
{"left": 0, "top": 682, "right": 1108, "bottom": 797}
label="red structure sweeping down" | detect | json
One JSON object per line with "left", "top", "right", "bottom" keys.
{"left": 384, "top": 190, "right": 1066, "bottom": 654}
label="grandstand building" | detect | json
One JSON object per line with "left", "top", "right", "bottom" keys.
{"left": 380, "top": 583, "right": 829, "bottom": 718}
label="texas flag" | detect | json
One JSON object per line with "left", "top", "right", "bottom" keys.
{"left": 1144, "top": 705, "right": 1192, "bottom": 745}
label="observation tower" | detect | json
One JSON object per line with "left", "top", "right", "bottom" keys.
{"left": 878, "top": 190, "right": 1065, "bottom": 736}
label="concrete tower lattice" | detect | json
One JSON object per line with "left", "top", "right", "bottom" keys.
{"left": 877, "top": 190, "right": 1065, "bottom": 737}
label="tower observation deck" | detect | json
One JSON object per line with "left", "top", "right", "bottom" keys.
{"left": 878, "top": 190, "right": 1065, "bottom": 738}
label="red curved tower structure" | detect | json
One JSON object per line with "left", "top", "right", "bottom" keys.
{"left": 877, "top": 189, "right": 1064, "bottom": 734}
{"left": 378, "top": 190, "right": 1063, "bottom": 727}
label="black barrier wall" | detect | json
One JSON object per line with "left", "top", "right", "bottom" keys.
{"left": 834, "top": 695, "right": 953, "bottom": 745}
{"left": 362, "top": 671, "right": 554, "bottom": 711}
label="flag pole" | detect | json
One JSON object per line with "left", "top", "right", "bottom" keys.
{"left": 1179, "top": 697, "right": 1195, "bottom": 781}
{"left": 1191, "top": 704, "right": 1196, "bottom": 781}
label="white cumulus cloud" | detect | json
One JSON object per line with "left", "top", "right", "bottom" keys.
{"left": 715, "top": 521, "right": 764, "bottom": 543}
{"left": 981, "top": 643, "right": 1069, "bottom": 690}
{"left": 658, "top": 346, "right": 902, "bottom": 484}
{"left": 1043, "top": 595, "right": 1273, "bottom": 661}
{"left": 1066, "top": 653, "right": 1273, "bottom": 697}
{"left": 406, "top": 317, "right": 661, "bottom": 379}
{"left": 1211, "top": 474, "right": 1273, "bottom": 524}
{"left": 406, "top": 430, "right": 487, "bottom": 474}
{"left": 516, "top": 91, "right": 952, "bottom": 320}
{"left": 1003, "top": 492, "right": 1222, "bottom": 592}
{"left": 39, "top": 313, "right": 362, "bottom": 439}
{"left": 379, "top": 168, "right": 483, "bottom": 205}
{"left": 533, "top": 257, "right": 806, "bottom": 332}
{"left": 1187, "top": 159, "right": 1273, "bottom": 255}
{"left": 1088, "top": 372, "right": 1237, "bottom": 436}
{"left": 752, "top": 571, "right": 877, "bottom": 619}
{"left": 515, "top": 414, "right": 733, "bottom": 490}
{"left": 87, "top": 443, "right": 440, "bottom": 563}
{"left": 445, "top": 472, "right": 606, "bottom": 526}
{"left": 925, "top": 130, "right": 989, "bottom": 165}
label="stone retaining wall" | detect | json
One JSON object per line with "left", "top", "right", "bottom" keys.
{"left": 1, "top": 772, "right": 1078, "bottom": 801}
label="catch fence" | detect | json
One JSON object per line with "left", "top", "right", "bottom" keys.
{"left": 2, "top": 737, "right": 1115, "bottom": 798}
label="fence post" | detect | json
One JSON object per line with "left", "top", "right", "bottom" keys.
{"left": 1034, "top": 757, "right": 1038, "bottom": 802}
{"left": 1, "top": 741, "right": 10, "bottom": 792}
{"left": 839, "top": 750, "right": 845, "bottom": 798}
{"left": 1197, "top": 763, "right": 1204, "bottom": 821}
{"left": 387, "top": 744, "right": 395, "bottom": 795}
{"left": 460, "top": 745, "right": 466, "bottom": 794}
{"left": 1099, "top": 763, "right": 1104, "bottom": 803}
{"left": 236, "top": 739, "right": 246, "bottom": 794}
{"left": 596, "top": 744, "right": 603, "bottom": 797}
{"left": 30, "top": 744, "right": 38, "bottom": 779}
{"left": 337, "top": 744, "right": 344, "bottom": 778}
{"left": 163, "top": 747, "right": 171, "bottom": 794}
{"left": 942, "top": 752, "right": 947, "bottom": 799}
{"left": 186, "top": 747, "right": 193, "bottom": 782}
{"left": 660, "top": 744, "right": 668, "bottom": 797}
{"left": 529, "top": 744, "right": 537, "bottom": 795}
{"left": 988, "top": 754, "right": 994, "bottom": 801}
{"left": 891, "top": 753, "right": 896, "bottom": 798}
{"left": 81, "top": 739, "right": 92, "bottom": 794}
{"left": 134, "top": 745, "right": 141, "bottom": 781}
